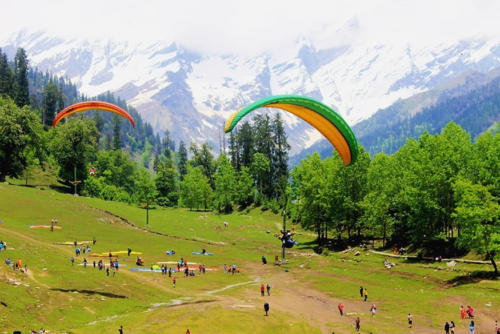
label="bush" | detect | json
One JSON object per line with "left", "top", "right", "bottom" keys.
{"left": 82, "top": 177, "right": 103, "bottom": 197}
{"left": 100, "top": 184, "right": 118, "bottom": 201}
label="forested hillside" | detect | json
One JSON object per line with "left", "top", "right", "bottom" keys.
{"left": 1, "top": 47, "right": 162, "bottom": 166}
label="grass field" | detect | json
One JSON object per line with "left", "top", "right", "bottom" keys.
{"left": 0, "top": 182, "right": 498, "bottom": 333}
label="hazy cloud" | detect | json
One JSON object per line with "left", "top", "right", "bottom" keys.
{"left": 2, "top": 0, "right": 500, "bottom": 55}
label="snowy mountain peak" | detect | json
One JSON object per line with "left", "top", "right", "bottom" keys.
{"left": 2, "top": 30, "right": 500, "bottom": 154}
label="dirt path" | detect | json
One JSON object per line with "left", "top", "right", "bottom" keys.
{"left": 235, "top": 261, "right": 444, "bottom": 334}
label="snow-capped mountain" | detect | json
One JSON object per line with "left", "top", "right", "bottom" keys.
{"left": 2, "top": 27, "right": 500, "bottom": 154}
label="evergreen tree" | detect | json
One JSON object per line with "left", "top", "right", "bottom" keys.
{"left": 238, "top": 121, "right": 254, "bottom": 168}
{"left": 0, "top": 50, "right": 14, "bottom": 98}
{"left": 177, "top": 141, "right": 188, "bottom": 180}
{"left": 253, "top": 114, "right": 274, "bottom": 197}
{"left": 189, "top": 142, "right": 215, "bottom": 188}
{"left": 271, "top": 113, "right": 290, "bottom": 198}
{"left": 112, "top": 115, "right": 121, "bottom": 150}
{"left": 13, "top": 48, "right": 29, "bottom": 107}
{"left": 42, "top": 82, "right": 62, "bottom": 127}
{"left": 228, "top": 130, "right": 240, "bottom": 171}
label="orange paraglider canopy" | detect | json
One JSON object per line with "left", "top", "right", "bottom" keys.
{"left": 52, "top": 101, "right": 135, "bottom": 128}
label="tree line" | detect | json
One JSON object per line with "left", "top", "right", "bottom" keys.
{"left": 291, "top": 122, "right": 499, "bottom": 274}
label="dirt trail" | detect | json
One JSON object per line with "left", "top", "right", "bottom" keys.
{"left": 237, "top": 261, "right": 444, "bottom": 334}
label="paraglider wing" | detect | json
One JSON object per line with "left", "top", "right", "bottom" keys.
{"left": 52, "top": 101, "right": 135, "bottom": 128}
{"left": 224, "top": 95, "right": 358, "bottom": 165}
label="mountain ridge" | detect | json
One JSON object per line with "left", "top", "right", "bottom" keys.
{"left": 2, "top": 29, "right": 500, "bottom": 154}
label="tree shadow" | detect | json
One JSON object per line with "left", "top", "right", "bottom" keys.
{"left": 446, "top": 270, "right": 498, "bottom": 287}
{"left": 50, "top": 288, "right": 127, "bottom": 299}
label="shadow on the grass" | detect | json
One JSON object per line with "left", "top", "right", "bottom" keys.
{"left": 446, "top": 270, "right": 498, "bottom": 287}
{"left": 51, "top": 288, "right": 127, "bottom": 299}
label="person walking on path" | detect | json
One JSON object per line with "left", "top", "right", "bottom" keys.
{"left": 355, "top": 317, "right": 360, "bottom": 331}
{"left": 260, "top": 284, "right": 265, "bottom": 296}
{"left": 70, "top": 257, "right": 74, "bottom": 266}
{"left": 370, "top": 304, "right": 376, "bottom": 317}
{"left": 264, "top": 302, "right": 270, "bottom": 316}
{"left": 469, "top": 320, "right": 475, "bottom": 334}
{"left": 495, "top": 320, "right": 498, "bottom": 333}
{"left": 450, "top": 320, "right": 455, "bottom": 334}
{"left": 363, "top": 288, "right": 368, "bottom": 302}
{"left": 444, "top": 321, "right": 450, "bottom": 334}
{"left": 338, "top": 303, "right": 344, "bottom": 316}
{"left": 266, "top": 284, "right": 271, "bottom": 296}
{"left": 408, "top": 313, "right": 413, "bottom": 328}
{"left": 460, "top": 305, "right": 467, "bottom": 319}
{"left": 262, "top": 256, "right": 267, "bottom": 265}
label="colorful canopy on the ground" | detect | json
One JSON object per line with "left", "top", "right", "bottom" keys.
{"left": 224, "top": 95, "right": 358, "bottom": 165}
{"left": 53, "top": 101, "right": 135, "bottom": 128}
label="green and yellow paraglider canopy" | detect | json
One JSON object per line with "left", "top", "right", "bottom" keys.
{"left": 224, "top": 95, "right": 358, "bottom": 165}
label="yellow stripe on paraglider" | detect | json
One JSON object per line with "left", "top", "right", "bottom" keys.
{"left": 224, "top": 110, "right": 239, "bottom": 132}
{"left": 266, "top": 103, "right": 352, "bottom": 164}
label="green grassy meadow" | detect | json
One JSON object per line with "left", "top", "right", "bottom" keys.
{"left": 0, "top": 183, "right": 498, "bottom": 333}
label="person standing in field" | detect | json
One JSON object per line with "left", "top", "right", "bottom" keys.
{"left": 355, "top": 317, "right": 360, "bottom": 331}
{"left": 260, "top": 284, "right": 265, "bottom": 296}
{"left": 118, "top": 325, "right": 123, "bottom": 334}
{"left": 173, "top": 277, "right": 176, "bottom": 288}
{"left": 338, "top": 303, "right": 344, "bottom": 316}
{"left": 359, "top": 286, "right": 363, "bottom": 298}
{"left": 444, "top": 321, "right": 450, "bottom": 334}
{"left": 363, "top": 288, "right": 368, "bottom": 302}
{"left": 450, "top": 320, "right": 455, "bottom": 334}
{"left": 264, "top": 302, "right": 270, "bottom": 316}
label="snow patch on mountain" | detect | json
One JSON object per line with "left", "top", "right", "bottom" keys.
{"left": 2, "top": 28, "right": 500, "bottom": 155}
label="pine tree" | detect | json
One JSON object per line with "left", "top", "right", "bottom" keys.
{"left": 42, "top": 82, "right": 61, "bottom": 127}
{"left": 238, "top": 121, "right": 254, "bottom": 168}
{"left": 0, "top": 50, "right": 14, "bottom": 98}
{"left": 271, "top": 113, "right": 290, "bottom": 198}
{"left": 13, "top": 48, "right": 29, "bottom": 107}
{"left": 253, "top": 114, "right": 274, "bottom": 197}
{"left": 112, "top": 115, "right": 121, "bottom": 150}
{"left": 228, "top": 130, "right": 240, "bottom": 171}
{"left": 177, "top": 141, "right": 188, "bottom": 180}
